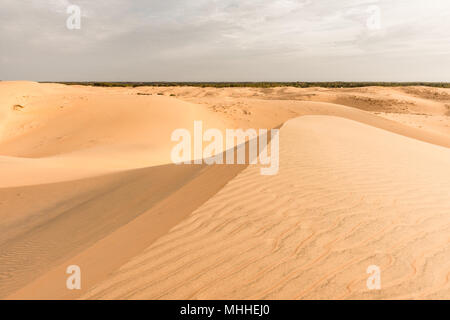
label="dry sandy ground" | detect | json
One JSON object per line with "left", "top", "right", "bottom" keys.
{"left": 0, "top": 81, "right": 449, "bottom": 299}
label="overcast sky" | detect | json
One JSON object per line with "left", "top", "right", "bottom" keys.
{"left": 1, "top": 0, "right": 449, "bottom": 81}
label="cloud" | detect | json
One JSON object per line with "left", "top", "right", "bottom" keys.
{"left": 0, "top": 0, "right": 449, "bottom": 81}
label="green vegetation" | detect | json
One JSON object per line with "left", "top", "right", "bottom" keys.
{"left": 50, "top": 81, "right": 450, "bottom": 89}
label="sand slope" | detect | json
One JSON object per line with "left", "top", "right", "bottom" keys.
{"left": 80, "top": 116, "right": 450, "bottom": 300}
{"left": 4, "top": 163, "right": 247, "bottom": 299}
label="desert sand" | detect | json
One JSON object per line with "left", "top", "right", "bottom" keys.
{"left": 0, "top": 81, "right": 449, "bottom": 299}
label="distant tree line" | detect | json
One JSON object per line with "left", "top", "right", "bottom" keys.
{"left": 49, "top": 81, "right": 450, "bottom": 88}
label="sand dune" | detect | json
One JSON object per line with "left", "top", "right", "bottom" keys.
{"left": 1, "top": 82, "right": 449, "bottom": 300}
{"left": 79, "top": 116, "right": 450, "bottom": 300}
